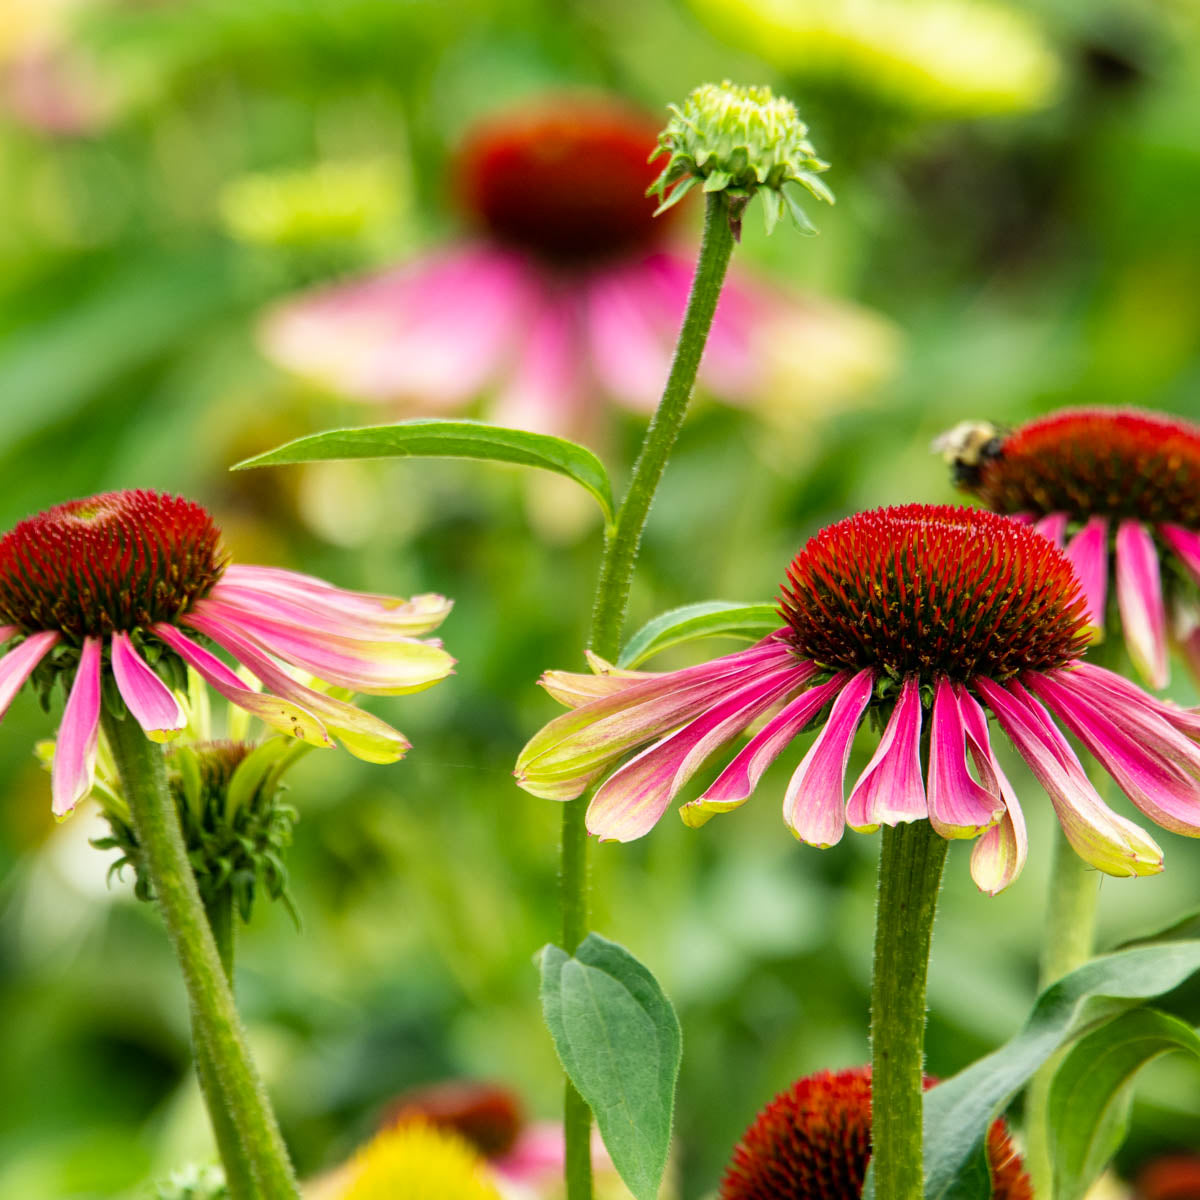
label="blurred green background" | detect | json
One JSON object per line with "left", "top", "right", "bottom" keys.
{"left": 1, "top": 0, "right": 1199, "bottom": 1196}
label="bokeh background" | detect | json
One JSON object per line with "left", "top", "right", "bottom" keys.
{"left": 1, "top": 0, "right": 1200, "bottom": 1196}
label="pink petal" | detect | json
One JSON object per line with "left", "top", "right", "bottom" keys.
{"left": 846, "top": 675, "right": 927, "bottom": 832}
{"left": 683, "top": 671, "right": 850, "bottom": 825}
{"left": 490, "top": 291, "right": 589, "bottom": 439}
{"left": 1068, "top": 660, "right": 1200, "bottom": 740}
{"left": 515, "top": 637, "right": 804, "bottom": 801}
{"left": 783, "top": 669, "right": 874, "bottom": 848}
{"left": 1162, "top": 523, "right": 1200, "bottom": 587}
{"left": 926, "top": 677, "right": 1004, "bottom": 838}
{"left": 584, "top": 261, "right": 672, "bottom": 412}
{"left": 1064, "top": 516, "right": 1109, "bottom": 640}
{"left": 1115, "top": 519, "right": 1169, "bottom": 689}
{"left": 152, "top": 623, "right": 333, "bottom": 749}
{"left": 976, "top": 676, "right": 1163, "bottom": 876}
{"left": 52, "top": 636, "right": 102, "bottom": 818}
{"left": 111, "top": 631, "right": 186, "bottom": 742}
{"left": 585, "top": 666, "right": 805, "bottom": 842}
{"left": 959, "top": 688, "right": 1027, "bottom": 893}
{"left": 187, "top": 599, "right": 454, "bottom": 695}
{"left": 1029, "top": 669, "right": 1200, "bottom": 835}
{"left": 1033, "top": 512, "right": 1068, "bottom": 548}
{"left": 258, "top": 245, "right": 532, "bottom": 406}
{"left": 179, "top": 612, "right": 411, "bottom": 764}
{"left": 0, "top": 630, "right": 59, "bottom": 720}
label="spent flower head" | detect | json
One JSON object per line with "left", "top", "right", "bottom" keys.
{"left": 517, "top": 504, "right": 1200, "bottom": 890}
{"left": 0, "top": 489, "right": 454, "bottom": 818}
{"left": 649, "top": 81, "right": 833, "bottom": 237}
{"left": 942, "top": 407, "right": 1200, "bottom": 690}
{"left": 719, "top": 1066, "right": 1030, "bottom": 1200}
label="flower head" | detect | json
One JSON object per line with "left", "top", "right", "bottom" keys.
{"left": 336, "top": 1121, "right": 501, "bottom": 1200}
{"left": 382, "top": 1080, "right": 523, "bottom": 1159}
{"left": 945, "top": 408, "right": 1200, "bottom": 690}
{"left": 259, "top": 93, "right": 881, "bottom": 441}
{"left": 0, "top": 489, "right": 453, "bottom": 818}
{"left": 719, "top": 1066, "right": 1030, "bottom": 1200}
{"left": 517, "top": 504, "right": 1200, "bottom": 890}
{"left": 649, "top": 82, "right": 832, "bottom": 237}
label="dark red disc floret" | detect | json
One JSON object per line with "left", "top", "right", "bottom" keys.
{"left": 970, "top": 407, "right": 1200, "bottom": 527}
{"left": 719, "top": 1066, "right": 1031, "bottom": 1200}
{"left": 454, "top": 99, "right": 674, "bottom": 266}
{"left": 0, "top": 490, "right": 226, "bottom": 639}
{"left": 381, "top": 1080, "right": 523, "bottom": 1159}
{"left": 779, "top": 504, "right": 1090, "bottom": 683}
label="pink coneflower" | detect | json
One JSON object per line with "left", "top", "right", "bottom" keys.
{"left": 944, "top": 407, "right": 1200, "bottom": 690}
{"left": 719, "top": 1066, "right": 1031, "bottom": 1200}
{"left": 516, "top": 504, "right": 1200, "bottom": 889}
{"left": 258, "top": 96, "right": 856, "bottom": 439}
{"left": 0, "top": 490, "right": 453, "bottom": 817}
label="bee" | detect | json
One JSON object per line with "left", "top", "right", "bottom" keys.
{"left": 931, "top": 420, "right": 1006, "bottom": 489}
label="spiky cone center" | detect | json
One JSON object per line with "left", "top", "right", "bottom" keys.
{"left": 0, "top": 490, "right": 226, "bottom": 640}
{"left": 454, "top": 99, "right": 671, "bottom": 265}
{"left": 719, "top": 1066, "right": 1031, "bottom": 1200}
{"left": 780, "top": 504, "right": 1090, "bottom": 685}
{"left": 969, "top": 407, "right": 1200, "bottom": 527}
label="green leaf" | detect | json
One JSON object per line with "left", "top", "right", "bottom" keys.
{"left": 1049, "top": 1008, "right": 1200, "bottom": 1200}
{"left": 539, "top": 933, "right": 681, "bottom": 1200}
{"left": 618, "top": 601, "right": 779, "bottom": 668}
{"left": 234, "top": 419, "right": 615, "bottom": 525}
{"left": 915, "top": 941, "right": 1200, "bottom": 1200}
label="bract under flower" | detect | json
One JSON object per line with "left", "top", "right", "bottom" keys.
{"left": 517, "top": 504, "right": 1200, "bottom": 890}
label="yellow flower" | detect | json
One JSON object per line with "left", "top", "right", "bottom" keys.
{"left": 336, "top": 1122, "right": 502, "bottom": 1200}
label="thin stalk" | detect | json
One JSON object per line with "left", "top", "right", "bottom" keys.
{"left": 1025, "top": 764, "right": 1104, "bottom": 1198}
{"left": 871, "top": 820, "right": 949, "bottom": 1200}
{"left": 102, "top": 710, "right": 299, "bottom": 1198}
{"left": 559, "top": 191, "right": 737, "bottom": 1200}
{"left": 196, "top": 890, "right": 257, "bottom": 1200}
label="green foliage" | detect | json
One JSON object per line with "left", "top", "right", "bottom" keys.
{"left": 540, "top": 934, "right": 682, "bottom": 1200}
{"left": 618, "top": 601, "right": 780, "bottom": 667}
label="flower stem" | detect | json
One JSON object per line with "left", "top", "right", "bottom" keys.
{"left": 102, "top": 710, "right": 299, "bottom": 1199}
{"left": 558, "top": 191, "right": 737, "bottom": 1200}
{"left": 871, "top": 820, "right": 949, "bottom": 1200}
{"left": 1024, "top": 768, "right": 1103, "bottom": 1198}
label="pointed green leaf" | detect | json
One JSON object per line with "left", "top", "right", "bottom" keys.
{"left": 539, "top": 934, "right": 681, "bottom": 1200}
{"left": 1049, "top": 1008, "right": 1200, "bottom": 1200}
{"left": 913, "top": 941, "right": 1200, "bottom": 1200}
{"left": 618, "top": 601, "right": 779, "bottom": 668}
{"left": 234, "top": 420, "right": 615, "bottom": 526}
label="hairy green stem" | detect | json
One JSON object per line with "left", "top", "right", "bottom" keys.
{"left": 871, "top": 820, "right": 949, "bottom": 1200}
{"left": 1025, "top": 768, "right": 1104, "bottom": 1198}
{"left": 102, "top": 711, "right": 298, "bottom": 1198}
{"left": 558, "top": 192, "right": 737, "bottom": 1200}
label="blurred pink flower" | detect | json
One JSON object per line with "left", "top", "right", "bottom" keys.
{"left": 259, "top": 96, "right": 879, "bottom": 441}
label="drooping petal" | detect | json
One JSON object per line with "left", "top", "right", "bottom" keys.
{"left": 1064, "top": 516, "right": 1109, "bottom": 640}
{"left": 1065, "top": 660, "right": 1200, "bottom": 740}
{"left": 0, "top": 629, "right": 59, "bottom": 720}
{"left": 540, "top": 662, "right": 660, "bottom": 708}
{"left": 783, "top": 669, "right": 874, "bottom": 848}
{"left": 585, "top": 669, "right": 804, "bottom": 842}
{"left": 188, "top": 599, "right": 455, "bottom": 695}
{"left": 1028, "top": 670, "right": 1200, "bottom": 836}
{"left": 1033, "top": 512, "right": 1068, "bottom": 548}
{"left": 845, "top": 675, "right": 927, "bottom": 832}
{"left": 683, "top": 672, "right": 849, "bottom": 826}
{"left": 152, "top": 623, "right": 333, "bottom": 750}
{"left": 926, "top": 677, "right": 1004, "bottom": 838}
{"left": 52, "top": 636, "right": 102, "bottom": 818}
{"left": 1161, "top": 524, "right": 1200, "bottom": 588}
{"left": 491, "top": 294, "right": 589, "bottom": 439}
{"left": 258, "top": 245, "right": 533, "bottom": 406}
{"left": 515, "top": 638, "right": 804, "bottom": 801}
{"left": 1115, "top": 519, "right": 1169, "bottom": 689}
{"left": 110, "top": 631, "right": 186, "bottom": 742}
{"left": 976, "top": 676, "right": 1163, "bottom": 877}
{"left": 959, "top": 688, "right": 1027, "bottom": 894}
{"left": 181, "top": 612, "right": 411, "bottom": 764}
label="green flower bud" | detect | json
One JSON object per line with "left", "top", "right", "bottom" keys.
{"left": 649, "top": 81, "right": 833, "bottom": 238}
{"left": 154, "top": 1163, "right": 229, "bottom": 1200}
